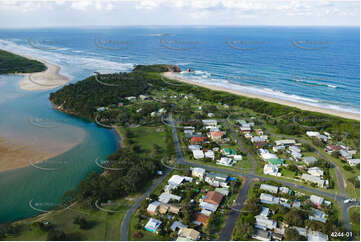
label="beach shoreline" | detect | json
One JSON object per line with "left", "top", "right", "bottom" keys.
{"left": 19, "top": 56, "right": 70, "bottom": 91}
{"left": 162, "top": 72, "right": 360, "bottom": 121}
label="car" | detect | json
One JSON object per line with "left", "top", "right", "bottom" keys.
{"left": 344, "top": 199, "right": 351, "bottom": 204}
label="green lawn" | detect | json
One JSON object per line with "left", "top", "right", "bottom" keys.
{"left": 7, "top": 196, "right": 137, "bottom": 241}
{"left": 349, "top": 206, "right": 360, "bottom": 241}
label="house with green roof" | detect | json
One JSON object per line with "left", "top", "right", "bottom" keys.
{"left": 268, "top": 158, "right": 284, "bottom": 166}
{"left": 222, "top": 148, "right": 237, "bottom": 156}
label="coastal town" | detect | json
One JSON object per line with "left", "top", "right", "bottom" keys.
{"left": 0, "top": 60, "right": 359, "bottom": 241}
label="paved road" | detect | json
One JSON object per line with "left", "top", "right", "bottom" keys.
{"left": 120, "top": 169, "right": 172, "bottom": 241}
{"left": 166, "top": 113, "right": 353, "bottom": 232}
{"left": 218, "top": 177, "right": 256, "bottom": 240}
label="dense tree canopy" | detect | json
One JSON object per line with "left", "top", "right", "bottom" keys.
{"left": 0, "top": 49, "right": 46, "bottom": 74}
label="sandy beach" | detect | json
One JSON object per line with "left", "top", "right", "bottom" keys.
{"left": 0, "top": 126, "right": 86, "bottom": 173}
{"left": 19, "top": 57, "right": 69, "bottom": 91}
{"left": 163, "top": 72, "right": 360, "bottom": 121}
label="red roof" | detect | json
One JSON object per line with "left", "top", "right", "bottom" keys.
{"left": 210, "top": 131, "right": 224, "bottom": 137}
{"left": 190, "top": 136, "right": 207, "bottom": 143}
{"left": 194, "top": 213, "right": 210, "bottom": 225}
{"left": 204, "top": 191, "right": 224, "bottom": 205}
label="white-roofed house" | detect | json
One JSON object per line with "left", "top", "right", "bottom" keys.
{"left": 260, "top": 184, "right": 279, "bottom": 194}
{"left": 158, "top": 192, "right": 181, "bottom": 204}
{"left": 309, "top": 208, "right": 327, "bottom": 223}
{"left": 204, "top": 150, "right": 215, "bottom": 160}
{"left": 147, "top": 201, "right": 161, "bottom": 215}
{"left": 145, "top": 218, "right": 162, "bottom": 233}
{"left": 191, "top": 167, "right": 206, "bottom": 180}
{"left": 306, "top": 131, "right": 320, "bottom": 137}
{"left": 263, "top": 164, "right": 281, "bottom": 177}
{"left": 188, "top": 145, "right": 201, "bottom": 151}
{"left": 216, "top": 157, "right": 234, "bottom": 167}
{"left": 310, "top": 195, "right": 324, "bottom": 206}
{"left": 348, "top": 159, "right": 360, "bottom": 166}
{"left": 260, "top": 193, "right": 280, "bottom": 205}
{"left": 308, "top": 167, "right": 324, "bottom": 177}
{"left": 170, "top": 221, "right": 187, "bottom": 232}
{"left": 275, "top": 139, "right": 296, "bottom": 146}
{"left": 193, "top": 150, "right": 204, "bottom": 159}
{"left": 255, "top": 214, "right": 277, "bottom": 230}
{"left": 307, "top": 231, "right": 328, "bottom": 241}
{"left": 303, "top": 156, "right": 317, "bottom": 166}
{"left": 301, "top": 174, "right": 326, "bottom": 188}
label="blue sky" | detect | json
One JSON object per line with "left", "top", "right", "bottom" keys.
{"left": 0, "top": 0, "right": 359, "bottom": 28}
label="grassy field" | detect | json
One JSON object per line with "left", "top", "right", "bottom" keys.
{"left": 349, "top": 206, "right": 360, "bottom": 241}
{"left": 6, "top": 196, "right": 137, "bottom": 241}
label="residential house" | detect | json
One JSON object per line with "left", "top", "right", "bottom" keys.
{"left": 291, "top": 151, "right": 302, "bottom": 160}
{"left": 255, "top": 207, "right": 277, "bottom": 230}
{"left": 261, "top": 152, "right": 279, "bottom": 161}
{"left": 273, "top": 145, "right": 285, "bottom": 152}
{"left": 215, "top": 187, "right": 230, "bottom": 196}
{"left": 292, "top": 200, "right": 301, "bottom": 209}
{"left": 260, "top": 184, "right": 279, "bottom": 194}
{"left": 147, "top": 201, "right": 160, "bottom": 215}
{"left": 252, "top": 229, "right": 271, "bottom": 241}
{"left": 202, "top": 120, "right": 217, "bottom": 126}
{"left": 191, "top": 167, "right": 206, "bottom": 180}
{"left": 184, "top": 129, "right": 194, "bottom": 138}
{"left": 293, "top": 226, "right": 307, "bottom": 237}
{"left": 275, "top": 139, "right": 296, "bottom": 146}
{"left": 301, "top": 174, "right": 326, "bottom": 188}
{"left": 268, "top": 158, "right": 284, "bottom": 166}
{"left": 254, "top": 141, "right": 267, "bottom": 148}
{"left": 217, "top": 157, "right": 234, "bottom": 166}
{"left": 263, "top": 164, "right": 281, "bottom": 177}
{"left": 168, "top": 175, "right": 191, "bottom": 187}
{"left": 200, "top": 191, "right": 224, "bottom": 212}
{"left": 158, "top": 192, "right": 181, "bottom": 204}
{"left": 177, "top": 228, "right": 201, "bottom": 241}
{"left": 310, "top": 195, "right": 324, "bottom": 207}
{"left": 170, "top": 221, "right": 187, "bottom": 232}
{"left": 193, "top": 213, "right": 210, "bottom": 226}
{"left": 348, "top": 159, "right": 360, "bottom": 166}
{"left": 279, "top": 187, "right": 290, "bottom": 194}
{"left": 204, "top": 150, "right": 214, "bottom": 160}
{"left": 339, "top": 150, "right": 352, "bottom": 161}
{"left": 260, "top": 193, "right": 280, "bottom": 205}
{"left": 288, "top": 146, "right": 301, "bottom": 153}
{"left": 240, "top": 127, "right": 251, "bottom": 133}
{"left": 325, "top": 145, "right": 342, "bottom": 154}
{"left": 255, "top": 215, "right": 277, "bottom": 230}
{"left": 209, "top": 131, "right": 224, "bottom": 141}
{"left": 255, "top": 129, "right": 264, "bottom": 135}
{"left": 272, "top": 233, "right": 283, "bottom": 241}
{"left": 188, "top": 145, "right": 201, "bottom": 151}
{"left": 145, "top": 218, "right": 162, "bottom": 233}
{"left": 307, "top": 231, "right": 329, "bottom": 241}
{"left": 309, "top": 208, "right": 327, "bottom": 223}
{"left": 303, "top": 156, "right": 317, "bottom": 166}
{"left": 308, "top": 167, "right": 323, "bottom": 177}
{"left": 205, "top": 172, "right": 229, "bottom": 187}
{"left": 222, "top": 148, "right": 237, "bottom": 156}
{"left": 193, "top": 150, "right": 204, "bottom": 159}
{"left": 306, "top": 131, "right": 320, "bottom": 138}
{"left": 251, "top": 136, "right": 268, "bottom": 143}
{"left": 190, "top": 136, "right": 207, "bottom": 144}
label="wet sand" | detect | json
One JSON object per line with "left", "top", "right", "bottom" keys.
{"left": 163, "top": 72, "right": 360, "bottom": 121}
{"left": 19, "top": 57, "right": 69, "bottom": 91}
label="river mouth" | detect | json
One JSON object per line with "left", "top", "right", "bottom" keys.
{"left": 0, "top": 73, "right": 119, "bottom": 223}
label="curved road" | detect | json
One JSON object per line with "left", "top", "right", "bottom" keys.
{"left": 120, "top": 111, "right": 356, "bottom": 240}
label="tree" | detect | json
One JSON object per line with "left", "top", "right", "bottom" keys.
{"left": 284, "top": 209, "right": 307, "bottom": 227}
{"left": 232, "top": 219, "right": 254, "bottom": 240}
{"left": 284, "top": 228, "right": 304, "bottom": 241}
{"left": 47, "top": 229, "right": 66, "bottom": 241}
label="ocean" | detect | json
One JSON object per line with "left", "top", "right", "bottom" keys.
{"left": 0, "top": 26, "right": 359, "bottom": 222}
